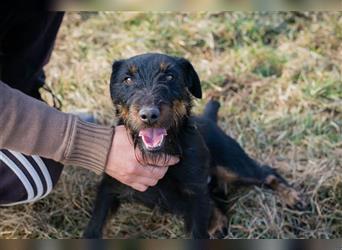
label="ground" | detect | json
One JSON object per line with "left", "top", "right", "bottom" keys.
{"left": 0, "top": 12, "right": 341, "bottom": 239}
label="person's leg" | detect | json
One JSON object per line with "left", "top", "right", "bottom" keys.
{"left": 0, "top": 149, "right": 63, "bottom": 206}
{"left": 0, "top": 12, "right": 64, "bottom": 99}
{"left": 0, "top": 12, "right": 66, "bottom": 205}
{"left": 0, "top": 13, "right": 65, "bottom": 205}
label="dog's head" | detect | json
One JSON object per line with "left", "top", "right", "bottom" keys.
{"left": 110, "top": 53, "right": 201, "bottom": 159}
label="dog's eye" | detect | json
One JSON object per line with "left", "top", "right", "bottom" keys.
{"left": 123, "top": 77, "right": 133, "bottom": 85}
{"left": 166, "top": 75, "right": 174, "bottom": 81}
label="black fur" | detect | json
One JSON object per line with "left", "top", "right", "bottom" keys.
{"left": 84, "top": 53, "right": 303, "bottom": 239}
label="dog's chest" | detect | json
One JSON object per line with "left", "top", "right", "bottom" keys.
{"left": 126, "top": 158, "right": 208, "bottom": 213}
{"left": 119, "top": 125, "right": 210, "bottom": 212}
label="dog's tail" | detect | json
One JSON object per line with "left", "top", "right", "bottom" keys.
{"left": 202, "top": 100, "right": 220, "bottom": 123}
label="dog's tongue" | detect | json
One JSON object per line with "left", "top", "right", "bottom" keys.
{"left": 139, "top": 128, "right": 167, "bottom": 148}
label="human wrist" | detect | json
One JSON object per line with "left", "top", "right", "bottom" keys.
{"left": 62, "top": 117, "right": 115, "bottom": 174}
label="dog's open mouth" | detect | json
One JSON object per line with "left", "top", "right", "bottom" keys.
{"left": 139, "top": 128, "right": 167, "bottom": 151}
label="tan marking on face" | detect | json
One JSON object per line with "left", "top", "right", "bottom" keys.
{"left": 124, "top": 101, "right": 187, "bottom": 133}
{"left": 128, "top": 64, "right": 138, "bottom": 74}
{"left": 127, "top": 104, "right": 143, "bottom": 131}
{"left": 120, "top": 106, "right": 129, "bottom": 120}
{"left": 115, "top": 104, "right": 129, "bottom": 120}
{"left": 172, "top": 100, "right": 188, "bottom": 125}
{"left": 125, "top": 103, "right": 173, "bottom": 131}
{"left": 159, "top": 62, "right": 168, "bottom": 71}
{"left": 159, "top": 104, "right": 173, "bottom": 127}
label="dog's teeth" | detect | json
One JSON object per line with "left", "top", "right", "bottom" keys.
{"left": 157, "top": 135, "right": 164, "bottom": 147}
{"left": 143, "top": 135, "right": 165, "bottom": 150}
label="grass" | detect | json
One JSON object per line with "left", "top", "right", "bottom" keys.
{"left": 0, "top": 12, "right": 341, "bottom": 239}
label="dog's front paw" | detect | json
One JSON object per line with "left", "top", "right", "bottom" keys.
{"left": 208, "top": 207, "right": 228, "bottom": 239}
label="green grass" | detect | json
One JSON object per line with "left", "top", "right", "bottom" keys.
{"left": 0, "top": 12, "right": 341, "bottom": 239}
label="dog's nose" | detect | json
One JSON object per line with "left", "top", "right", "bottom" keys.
{"left": 139, "top": 106, "right": 160, "bottom": 124}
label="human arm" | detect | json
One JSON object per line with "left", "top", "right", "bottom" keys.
{"left": 0, "top": 81, "right": 179, "bottom": 191}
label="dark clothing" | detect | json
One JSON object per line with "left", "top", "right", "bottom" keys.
{"left": 0, "top": 149, "right": 62, "bottom": 205}
{"left": 0, "top": 12, "right": 64, "bottom": 99}
{"left": 0, "top": 12, "right": 114, "bottom": 205}
{"left": 0, "top": 12, "right": 64, "bottom": 205}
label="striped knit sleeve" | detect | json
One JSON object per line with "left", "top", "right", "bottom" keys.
{"left": 0, "top": 81, "right": 114, "bottom": 174}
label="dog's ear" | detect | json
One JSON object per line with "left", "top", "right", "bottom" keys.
{"left": 177, "top": 58, "right": 202, "bottom": 99}
{"left": 110, "top": 60, "right": 124, "bottom": 99}
{"left": 111, "top": 60, "right": 124, "bottom": 75}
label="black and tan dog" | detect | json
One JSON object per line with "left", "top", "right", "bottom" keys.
{"left": 84, "top": 53, "right": 304, "bottom": 239}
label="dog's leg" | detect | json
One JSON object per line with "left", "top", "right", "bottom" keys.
{"left": 83, "top": 177, "right": 120, "bottom": 239}
{"left": 183, "top": 191, "right": 211, "bottom": 239}
{"left": 199, "top": 100, "right": 304, "bottom": 209}
{"left": 208, "top": 205, "right": 228, "bottom": 239}
{"left": 213, "top": 157, "right": 305, "bottom": 210}
{"left": 213, "top": 155, "right": 304, "bottom": 210}
{"left": 199, "top": 122, "right": 304, "bottom": 209}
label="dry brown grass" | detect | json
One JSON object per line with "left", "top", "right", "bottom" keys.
{"left": 0, "top": 12, "right": 341, "bottom": 239}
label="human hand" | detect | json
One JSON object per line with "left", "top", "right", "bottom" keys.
{"left": 105, "top": 125, "right": 179, "bottom": 192}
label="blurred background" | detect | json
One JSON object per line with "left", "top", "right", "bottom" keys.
{"left": 53, "top": 0, "right": 342, "bottom": 10}
{"left": 0, "top": 12, "right": 341, "bottom": 239}
{"left": 1, "top": 239, "right": 342, "bottom": 250}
